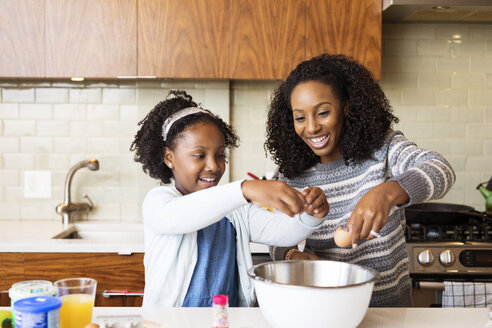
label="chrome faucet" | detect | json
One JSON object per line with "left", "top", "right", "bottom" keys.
{"left": 56, "top": 159, "right": 99, "bottom": 225}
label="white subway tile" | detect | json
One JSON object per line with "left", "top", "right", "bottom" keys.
{"left": 69, "top": 88, "right": 102, "bottom": 103}
{"left": 450, "top": 107, "right": 484, "bottom": 122}
{"left": 0, "top": 103, "right": 19, "bottom": 119}
{"left": 20, "top": 104, "right": 52, "bottom": 120}
{"left": 380, "top": 72, "right": 418, "bottom": 89}
{"left": 470, "top": 25, "right": 492, "bottom": 40}
{"left": 36, "top": 153, "right": 70, "bottom": 170}
{"left": 446, "top": 155, "right": 467, "bottom": 171}
{"left": 121, "top": 204, "right": 139, "bottom": 221}
{"left": 450, "top": 139, "right": 483, "bottom": 155}
{"left": 4, "top": 186, "right": 23, "bottom": 203}
{"left": 2, "top": 88, "right": 34, "bottom": 103}
{"left": 137, "top": 89, "right": 169, "bottom": 105}
{"left": 384, "top": 24, "right": 436, "bottom": 40}
{"left": 3, "top": 153, "right": 35, "bottom": 169}
{"left": 418, "top": 139, "right": 450, "bottom": 154}
{"left": 87, "top": 138, "right": 120, "bottom": 154}
{"left": 418, "top": 40, "right": 450, "bottom": 56}
{"left": 53, "top": 137, "right": 86, "bottom": 153}
{"left": 0, "top": 170, "right": 19, "bottom": 186}
{"left": 471, "top": 58, "right": 492, "bottom": 72}
{"left": 103, "top": 121, "right": 136, "bottom": 137}
{"left": 120, "top": 105, "right": 139, "bottom": 121}
{"left": 90, "top": 204, "right": 121, "bottom": 221}
{"left": 452, "top": 41, "right": 485, "bottom": 56}
{"left": 397, "top": 122, "right": 433, "bottom": 139}
{"left": 233, "top": 89, "right": 270, "bottom": 106}
{"left": 118, "top": 80, "right": 137, "bottom": 89}
{"left": 383, "top": 88, "right": 402, "bottom": 105}
{"left": 0, "top": 203, "right": 20, "bottom": 219}
{"left": 466, "top": 156, "right": 492, "bottom": 171}
{"left": 402, "top": 89, "right": 435, "bottom": 105}
{"left": 451, "top": 74, "right": 485, "bottom": 89}
{"left": 417, "top": 106, "right": 451, "bottom": 122}
{"left": 85, "top": 81, "right": 119, "bottom": 88}
{"left": 3, "top": 120, "right": 36, "bottom": 136}
{"left": 36, "top": 88, "right": 68, "bottom": 103}
{"left": 383, "top": 40, "right": 418, "bottom": 56}
{"left": 437, "top": 57, "right": 470, "bottom": 72}
{"left": 53, "top": 104, "right": 86, "bottom": 120}
{"left": 436, "top": 25, "right": 470, "bottom": 40}
{"left": 433, "top": 123, "right": 466, "bottom": 138}
{"left": 487, "top": 41, "right": 492, "bottom": 56}
{"left": 469, "top": 90, "right": 492, "bottom": 106}
{"left": 484, "top": 140, "right": 492, "bottom": 154}
{"left": 20, "top": 136, "right": 53, "bottom": 152}
{"left": 0, "top": 137, "right": 20, "bottom": 152}
{"left": 392, "top": 106, "right": 419, "bottom": 121}
{"left": 467, "top": 124, "right": 492, "bottom": 138}
{"left": 436, "top": 89, "right": 468, "bottom": 106}
{"left": 87, "top": 104, "right": 120, "bottom": 120}
{"left": 403, "top": 57, "right": 436, "bottom": 73}
{"left": 159, "top": 80, "right": 196, "bottom": 89}
{"left": 102, "top": 88, "right": 136, "bottom": 104}
{"left": 440, "top": 189, "right": 465, "bottom": 205}
{"left": 70, "top": 121, "right": 104, "bottom": 137}
{"left": 487, "top": 74, "right": 492, "bottom": 88}
{"left": 204, "top": 88, "right": 230, "bottom": 121}
{"left": 418, "top": 73, "right": 451, "bottom": 89}
{"left": 38, "top": 121, "right": 70, "bottom": 136}
{"left": 194, "top": 81, "right": 230, "bottom": 89}
{"left": 21, "top": 204, "right": 58, "bottom": 220}
{"left": 381, "top": 56, "right": 403, "bottom": 72}
{"left": 486, "top": 108, "right": 492, "bottom": 122}
{"left": 136, "top": 80, "right": 161, "bottom": 89}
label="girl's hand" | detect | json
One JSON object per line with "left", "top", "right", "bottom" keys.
{"left": 301, "top": 186, "right": 329, "bottom": 219}
{"left": 347, "top": 181, "right": 409, "bottom": 248}
{"left": 241, "top": 180, "right": 306, "bottom": 217}
{"left": 290, "top": 251, "right": 320, "bottom": 260}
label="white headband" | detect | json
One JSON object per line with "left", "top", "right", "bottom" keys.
{"left": 162, "top": 107, "right": 211, "bottom": 141}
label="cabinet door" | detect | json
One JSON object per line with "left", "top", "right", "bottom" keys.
{"left": 45, "top": 0, "right": 137, "bottom": 78}
{"left": 0, "top": 253, "right": 24, "bottom": 306}
{"left": 306, "top": 0, "right": 381, "bottom": 79}
{"left": 0, "top": 0, "right": 45, "bottom": 77}
{"left": 138, "top": 0, "right": 229, "bottom": 78}
{"left": 24, "top": 253, "right": 144, "bottom": 307}
{"left": 230, "top": 0, "right": 305, "bottom": 80}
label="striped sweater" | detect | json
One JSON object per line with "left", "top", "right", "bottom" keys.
{"left": 271, "top": 131, "right": 455, "bottom": 307}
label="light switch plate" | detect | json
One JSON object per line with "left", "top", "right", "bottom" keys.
{"left": 24, "top": 171, "right": 52, "bottom": 198}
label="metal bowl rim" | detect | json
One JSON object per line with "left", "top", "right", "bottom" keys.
{"left": 247, "top": 259, "right": 379, "bottom": 290}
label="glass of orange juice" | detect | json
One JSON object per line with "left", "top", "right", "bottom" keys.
{"left": 54, "top": 278, "right": 97, "bottom": 328}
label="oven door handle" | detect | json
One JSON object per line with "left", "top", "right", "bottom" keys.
{"left": 414, "top": 281, "right": 445, "bottom": 290}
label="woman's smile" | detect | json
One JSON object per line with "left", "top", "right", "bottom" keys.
{"left": 307, "top": 134, "right": 330, "bottom": 149}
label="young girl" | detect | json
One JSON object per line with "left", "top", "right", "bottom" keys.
{"left": 265, "top": 54, "right": 455, "bottom": 307}
{"left": 130, "top": 90, "right": 329, "bottom": 307}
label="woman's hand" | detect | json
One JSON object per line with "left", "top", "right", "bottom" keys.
{"left": 302, "top": 186, "right": 329, "bottom": 219}
{"left": 290, "top": 250, "right": 320, "bottom": 260}
{"left": 347, "top": 181, "right": 409, "bottom": 248}
{"left": 241, "top": 180, "right": 306, "bottom": 217}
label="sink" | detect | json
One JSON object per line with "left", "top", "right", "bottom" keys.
{"left": 51, "top": 223, "right": 143, "bottom": 242}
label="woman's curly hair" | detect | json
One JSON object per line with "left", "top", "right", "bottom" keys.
{"left": 265, "top": 53, "right": 398, "bottom": 179}
{"left": 130, "top": 90, "right": 239, "bottom": 184}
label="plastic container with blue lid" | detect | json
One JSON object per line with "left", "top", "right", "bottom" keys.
{"left": 14, "top": 296, "right": 62, "bottom": 328}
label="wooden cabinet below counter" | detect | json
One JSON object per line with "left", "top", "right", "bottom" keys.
{"left": 0, "top": 252, "right": 144, "bottom": 307}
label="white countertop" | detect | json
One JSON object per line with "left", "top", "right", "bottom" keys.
{"left": 0, "top": 220, "right": 270, "bottom": 254}
{"left": 90, "top": 306, "right": 489, "bottom": 328}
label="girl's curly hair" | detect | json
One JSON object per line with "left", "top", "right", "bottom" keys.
{"left": 130, "top": 90, "right": 239, "bottom": 184}
{"left": 265, "top": 53, "right": 398, "bottom": 178}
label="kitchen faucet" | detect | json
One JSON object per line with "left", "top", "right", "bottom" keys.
{"left": 56, "top": 158, "right": 99, "bottom": 225}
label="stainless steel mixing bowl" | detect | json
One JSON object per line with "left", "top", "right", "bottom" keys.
{"left": 248, "top": 260, "right": 378, "bottom": 328}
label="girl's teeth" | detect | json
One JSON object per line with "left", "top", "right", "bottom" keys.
{"left": 201, "top": 178, "right": 215, "bottom": 182}
{"left": 310, "top": 136, "right": 327, "bottom": 143}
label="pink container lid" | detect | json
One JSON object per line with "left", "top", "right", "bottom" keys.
{"left": 212, "top": 294, "right": 228, "bottom": 306}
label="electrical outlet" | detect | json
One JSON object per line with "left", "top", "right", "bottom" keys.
{"left": 24, "top": 171, "right": 52, "bottom": 198}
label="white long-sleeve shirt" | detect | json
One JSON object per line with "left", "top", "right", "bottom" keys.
{"left": 142, "top": 180, "right": 325, "bottom": 307}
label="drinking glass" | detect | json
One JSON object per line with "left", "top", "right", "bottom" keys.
{"left": 54, "top": 278, "right": 97, "bottom": 328}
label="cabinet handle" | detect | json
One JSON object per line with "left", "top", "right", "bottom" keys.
{"left": 414, "top": 282, "right": 444, "bottom": 290}
{"left": 102, "top": 290, "right": 144, "bottom": 298}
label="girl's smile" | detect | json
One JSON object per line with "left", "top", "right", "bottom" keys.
{"left": 290, "top": 81, "right": 347, "bottom": 164}
{"left": 164, "top": 121, "right": 226, "bottom": 195}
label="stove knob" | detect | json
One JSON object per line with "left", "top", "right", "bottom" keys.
{"left": 417, "top": 250, "right": 435, "bottom": 266}
{"left": 439, "top": 249, "right": 455, "bottom": 267}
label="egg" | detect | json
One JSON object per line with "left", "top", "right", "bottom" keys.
{"left": 334, "top": 226, "right": 352, "bottom": 248}
{"left": 83, "top": 324, "right": 99, "bottom": 328}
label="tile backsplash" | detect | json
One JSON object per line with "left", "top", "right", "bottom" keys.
{"left": 0, "top": 23, "right": 491, "bottom": 221}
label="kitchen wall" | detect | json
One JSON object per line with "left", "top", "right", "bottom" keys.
{"left": 0, "top": 23, "right": 491, "bottom": 222}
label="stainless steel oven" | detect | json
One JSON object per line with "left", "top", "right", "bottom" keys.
{"left": 405, "top": 204, "right": 492, "bottom": 307}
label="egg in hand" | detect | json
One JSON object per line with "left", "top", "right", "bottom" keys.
{"left": 334, "top": 226, "right": 352, "bottom": 248}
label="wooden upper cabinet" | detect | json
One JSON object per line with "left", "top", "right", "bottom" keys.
{"left": 306, "top": 0, "right": 381, "bottom": 79}
{"left": 45, "top": 0, "right": 137, "bottom": 78}
{"left": 230, "top": 0, "right": 306, "bottom": 80}
{"left": 138, "top": 0, "right": 229, "bottom": 78}
{"left": 0, "top": 0, "right": 45, "bottom": 77}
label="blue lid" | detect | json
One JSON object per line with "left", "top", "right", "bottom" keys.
{"left": 13, "top": 296, "right": 62, "bottom": 313}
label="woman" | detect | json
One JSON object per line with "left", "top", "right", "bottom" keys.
{"left": 265, "top": 54, "right": 455, "bottom": 306}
